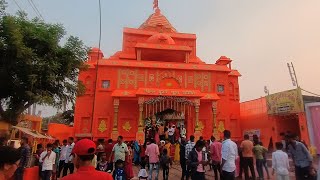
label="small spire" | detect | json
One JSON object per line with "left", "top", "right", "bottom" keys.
{"left": 153, "top": 0, "right": 159, "bottom": 11}
{"left": 155, "top": 8, "right": 161, "bottom": 15}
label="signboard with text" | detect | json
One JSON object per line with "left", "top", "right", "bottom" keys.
{"left": 243, "top": 129, "right": 261, "bottom": 141}
{"left": 266, "top": 88, "right": 304, "bottom": 115}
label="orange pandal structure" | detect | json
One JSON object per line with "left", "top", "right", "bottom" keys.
{"left": 47, "top": 123, "right": 74, "bottom": 142}
{"left": 73, "top": 6, "right": 241, "bottom": 142}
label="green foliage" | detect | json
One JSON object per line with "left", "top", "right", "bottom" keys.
{"left": 0, "top": 7, "right": 88, "bottom": 125}
{"left": 0, "top": 0, "right": 6, "bottom": 17}
{"left": 42, "top": 109, "right": 74, "bottom": 130}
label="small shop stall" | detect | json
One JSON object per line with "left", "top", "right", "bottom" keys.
{"left": 9, "top": 126, "right": 55, "bottom": 180}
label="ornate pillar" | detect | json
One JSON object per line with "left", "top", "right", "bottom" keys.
{"left": 138, "top": 97, "right": 144, "bottom": 132}
{"left": 136, "top": 97, "right": 145, "bottom": 145}
{"left": 212, "top": 101, "right": 218, "bottom": 138}
{"left": 111, "top": 98, "right": 119, "bottom": 140}
{"left": 185, "top": 52, "right": 190, "bottom": 63}
{"left": 194, "top": 99, "right": 201, "bottom": 140}
{"left": 137, "top": 49, "right": 142, "bottom": 61}
{"left": 195, "top": 105, "right": 200, "bottom": 130}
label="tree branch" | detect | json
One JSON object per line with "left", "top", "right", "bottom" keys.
{"left": 23, "top": 101, "right": 34, "bottom": 110}
{"left": 0, "top": 103, "right": 5, "bottom": 117}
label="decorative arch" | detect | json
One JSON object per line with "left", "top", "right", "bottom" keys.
{"left": 159, "top": 77, "right": 181, "bottom": 89}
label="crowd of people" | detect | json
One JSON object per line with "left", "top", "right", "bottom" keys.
{"left": 145, "top": 123, "right": 187, "bottom": 144}
{"left": 0, "top": 129, "right": 319, "bottom": 180}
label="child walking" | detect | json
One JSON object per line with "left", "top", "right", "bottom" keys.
{"left": 272, "top": 142, "right": 290, "bottom": 180}
{"left": 138, "top": 158, "right": 148, "bottom": 180}
{"left": 96, "top": 152, "right": 112, "bottom": 173}
{"left": 113, "top": 160, "right": 126, "bottom": 180}
{"left": 160, "top": 149, "right": 172, "bottom": 180}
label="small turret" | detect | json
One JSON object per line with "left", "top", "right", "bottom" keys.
{"left": 88, "top": 47, "right": 104, "bottom": 63}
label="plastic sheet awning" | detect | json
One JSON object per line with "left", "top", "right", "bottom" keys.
{"left": 12, "top": 126, "right": 50, "bottom": 139}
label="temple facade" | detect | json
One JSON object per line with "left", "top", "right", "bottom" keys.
{"left": 74, "top": 8, "right": 241, "bottom": 142}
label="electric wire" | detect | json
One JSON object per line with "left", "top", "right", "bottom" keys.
{"left": 26, "top": 0, "right": 44, "bottom": 20}
{"left": 301, "top": 88, "right": 320, "bottom": 97}
{"left": 29, "top": 0, "right": 44, "bottom": 20}
{"left": 11, "top": 0, "right": 23, "bottom": 12}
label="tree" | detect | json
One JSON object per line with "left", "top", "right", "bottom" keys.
{"left": 41, "top": 110, "right": 74, "bottom": 130}
{"left": 0, "top": 3, "right": 87, "bottom": 125}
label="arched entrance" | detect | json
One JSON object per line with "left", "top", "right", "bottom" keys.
{"left": 142, "top": 96, "right": 195, "bottom": 143}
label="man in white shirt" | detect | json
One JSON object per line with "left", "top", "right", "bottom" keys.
{"left": 58, "top": 139, "right": 68, "bottom": 178}
{"left": 109, "top": 136, "right": 128, "bottom": 162}
{"left": 39, "top": 143, "right": 56, "bottom": 180}
{"left": 221, "top": 130, "right": 238, "bottom": 180}
{"left": 63, "top": 137, "right": 75, "bottom": 177}
{"left": 272, "top": 142, "right": 290, "bottom": 180}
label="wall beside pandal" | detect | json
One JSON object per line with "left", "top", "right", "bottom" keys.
{"left": 240, "top": 93, "right": 312, "bottom": 148}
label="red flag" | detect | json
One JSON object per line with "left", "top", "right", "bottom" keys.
{"left": 153, "top": 0, "right": 159, "bottom": 9}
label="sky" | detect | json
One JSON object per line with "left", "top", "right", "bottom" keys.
{"left": 6, "top": 0, "right": 320, "bottom": 117}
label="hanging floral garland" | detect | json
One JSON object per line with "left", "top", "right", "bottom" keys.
{"left": 144, "top": 116, "right": 164, "bottom": 127}
{"left": 144, "top": 96, "right": 194, "bottom": 105}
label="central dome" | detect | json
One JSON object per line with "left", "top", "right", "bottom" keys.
{"left": 147, "top": 33, "right": 175, "bottom": 45}
{"left": 139, "top": 9, "right": 177, "bottom": 33}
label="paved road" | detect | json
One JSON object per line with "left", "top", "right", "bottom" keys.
{"left": 130, "top": 162, "right": 298, "bottom": 180}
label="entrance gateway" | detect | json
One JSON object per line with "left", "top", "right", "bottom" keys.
{"left": 73, "top": 7, "right": 241, "bottom": 143}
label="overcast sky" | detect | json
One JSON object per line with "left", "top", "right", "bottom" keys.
{"left": 6, "top": 0, "right": 320, "bottom": 117}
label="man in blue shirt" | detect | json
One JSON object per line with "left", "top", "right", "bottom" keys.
{"left": 287, "top": 134, "right": 313, "bottom": 179}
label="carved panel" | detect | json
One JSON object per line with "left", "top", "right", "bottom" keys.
{"left": 149, "top": 74, "right": 155, "bottom": 82}
{"left": 97, "top": 118, "right": 108, "bottom": 133}
{"left": 117, "top": 68, "right": 138, "bottom": 89}
{"left": 122, "top": 121, "right": 132, "bottom": 132}
{"left": 193, "top": 72, "right": 211, "bottom": 92}
{"left": 80, "top": 117, "right": 90, "bottom": 133}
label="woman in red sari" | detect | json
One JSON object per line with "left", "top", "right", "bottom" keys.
{"left": 125, "top": 142, "right": 134, "bottom": 180}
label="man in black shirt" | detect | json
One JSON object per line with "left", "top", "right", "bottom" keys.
{"left": 179, "top": 138, "right": 187, "bottom": 180}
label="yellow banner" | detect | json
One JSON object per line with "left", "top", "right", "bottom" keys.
{"left": 266, "top": 88, "right": 304, "bottom": 115}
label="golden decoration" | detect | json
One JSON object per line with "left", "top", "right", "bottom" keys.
{"left": 166, "top": 82, "right": 172, "bottom": 87}
{"left": 98, "top": 120, "right": 107, "bottom": 133}
{"left": 122, "top": 121, "right": 132, "bottom": 132}
{"left": 218, "top": 121, "right": 225, "bottom": 133}
{"left": 198, "top": 121, "right": 204, "bottom": 131}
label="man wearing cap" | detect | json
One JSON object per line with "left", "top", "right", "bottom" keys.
{"left": 61, "top": 139, "right": 113, "bottom": 180}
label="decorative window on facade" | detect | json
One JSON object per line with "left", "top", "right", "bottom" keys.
{"left": 85, "top": 76, "right": 92, "bottom": 93}
{"left": 217, "top": 84, "right": 225, "bottom": 93}
{"left": 102, "top": 80, "right": 110, "bottom": 89}
{"left": 229, "top": 83, "right": 234, "bottom": 95}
